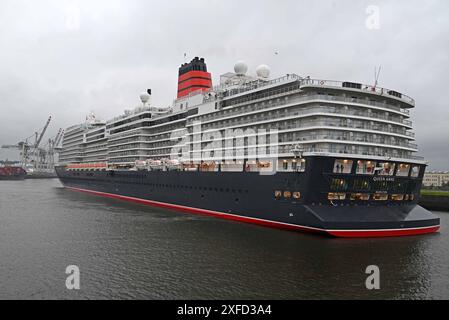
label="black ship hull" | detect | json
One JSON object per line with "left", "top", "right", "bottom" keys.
{"left": 55, "top": 156, "right": 440, "bottom": 238}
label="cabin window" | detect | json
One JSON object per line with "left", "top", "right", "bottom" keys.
{"left": 353, "top": 179, "right": 370, "bottom": 191}
{"left": 293, "top": 192, "right": 301, "bottom": 199}
{"left": 275, "top": 191, "right": 282, "bottom": 199}
{"left": 396, "top": 164, "right": 411, "bottom": 177}
{"left": 333, "top": 159, "right": 353, "bottom": 174}
{"left": 373, "top": 180, "right": 389, "bottom": 191}
{"left": 291, "top": 161, "right": 297, "bottom": 171}
{"left": 221, "top": 163, "right": 244, "bottom": 172}
{"left": 377, "top": 162, "right": 395, "bottom": 176}
{"left": 373, "top": 193, "right": 388, "bottom": 201}
{"left": 356, "top": 160, "right": 376, "bottom": 175}
{"left": 284, "top": 191, "right": 292, "bottom": 199}
{"left": 350, "top": 193, "right": 370, "bottom": 201}
{"left": 330, "top": 178, "right": 348, "bottom": 191}
{"left": 328, "top": 193, "right": 346, "bottom": 200}
{"left": 391, "top": 194, "right": 404, "bottom": 201}
{"left": 410, "top": 165, "right": 420, "bottom": 178}
{"left": 257, "top": 160, "right": 273, "bottom": 170}
{"left": 391, "top": 181, "right": 406, "bottom": 193}
{"left": 409, "top": 194, "right": 415, "bottom": 201}
{"left": 283, "top": 161, "right": 288, "bottom": 170}
{"left": 296, "top": 159, "right": 306, "bottom": 172}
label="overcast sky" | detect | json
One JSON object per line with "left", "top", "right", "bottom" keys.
{"left": 0, "top": 0, "right": 448, "bottom": 169}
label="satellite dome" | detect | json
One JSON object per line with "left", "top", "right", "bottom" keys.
{"left": 234, "top": 61, "right": 248, "bottom": 75}
{"left": 256, "top": 64, "right": 270, "bottom": 78}
{"left": 140, "top": 92, "right": 150, "bottom": 104}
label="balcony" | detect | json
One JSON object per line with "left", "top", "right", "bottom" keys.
{"left": 287, "top": 134, "right": 418, "bottom": 150}
{"left": 190, "top": 93, "right": 412, "bottom": 129}
{"left": 192, "top": 104, "right": 413, "bottom": 133}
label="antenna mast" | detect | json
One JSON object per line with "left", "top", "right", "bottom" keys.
{"left": 374, "top": 66, "right": 382, "bottom": 88}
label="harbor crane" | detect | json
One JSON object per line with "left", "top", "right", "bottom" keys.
{"left": 34, "top": 116, "right": 52, "bottom": 149}
{"left": 43, "top": 128, "right": 64, "bottom": 169}
{"left": 0, "top": 116, "right": 62, "bottom": 170}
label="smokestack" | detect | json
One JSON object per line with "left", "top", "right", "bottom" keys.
{"left": 177, "top": 57, "right": 212, "bottom": 99}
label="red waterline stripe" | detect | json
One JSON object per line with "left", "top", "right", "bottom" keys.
{"left": 66, "top": 187, "right": 325, "bottom": 234}
{"left": 327, "top": 226, "right": 440, "bottom": 238}
{"left": 66, "top": 187, "right": 440, "bottom": 238}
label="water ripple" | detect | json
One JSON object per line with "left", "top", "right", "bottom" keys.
{"left": 0, "top": 179, "right": 448, "bottom": 299}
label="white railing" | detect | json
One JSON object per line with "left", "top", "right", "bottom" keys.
{"left": 106, "top": 106, "right": 152, "bottom": 124}
{"left": 300, "top": 78, "right": 415, "bottom": 106}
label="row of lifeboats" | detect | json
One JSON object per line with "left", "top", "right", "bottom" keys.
{"left": 66, "top": 159, "right": 274, "bottom": 172}
{"left": 134, "top": 159, "right": 182, "bottom": 171}
{"left": 66, "top": 160, "right": 183, "bottom": 171}
{"left": 67, "top": 163, "right": 108, "bottom": 170}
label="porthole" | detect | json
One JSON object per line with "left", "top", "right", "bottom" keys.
{"left": 293, "top": 192, "right": 301, "bottom": 199}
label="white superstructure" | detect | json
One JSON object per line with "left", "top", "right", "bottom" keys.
{"left": 60, "top": 60, "right": 422, "bottom": 170}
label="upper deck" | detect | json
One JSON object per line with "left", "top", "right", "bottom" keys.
{"left": 201, "top": 74, "right": 415, "bottom": 109}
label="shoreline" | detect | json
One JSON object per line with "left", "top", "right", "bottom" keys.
{"left": 419, "top": 191, "right": 449, "bottom": 212}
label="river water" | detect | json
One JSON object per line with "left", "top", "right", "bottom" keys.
{"left": 0, "top": 179, "right": 448, "bottom": 299}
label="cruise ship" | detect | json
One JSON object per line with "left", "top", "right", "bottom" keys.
{"left": 56, "top": 57, "right": 440, "bottom": 237}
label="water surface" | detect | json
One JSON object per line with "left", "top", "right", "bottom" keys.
{"left": 0, "top": 179, "right": 448, "bottom": 299}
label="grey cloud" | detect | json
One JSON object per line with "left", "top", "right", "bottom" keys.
{"left": 0, "top": 0, "right": 448, "bottom": 169}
